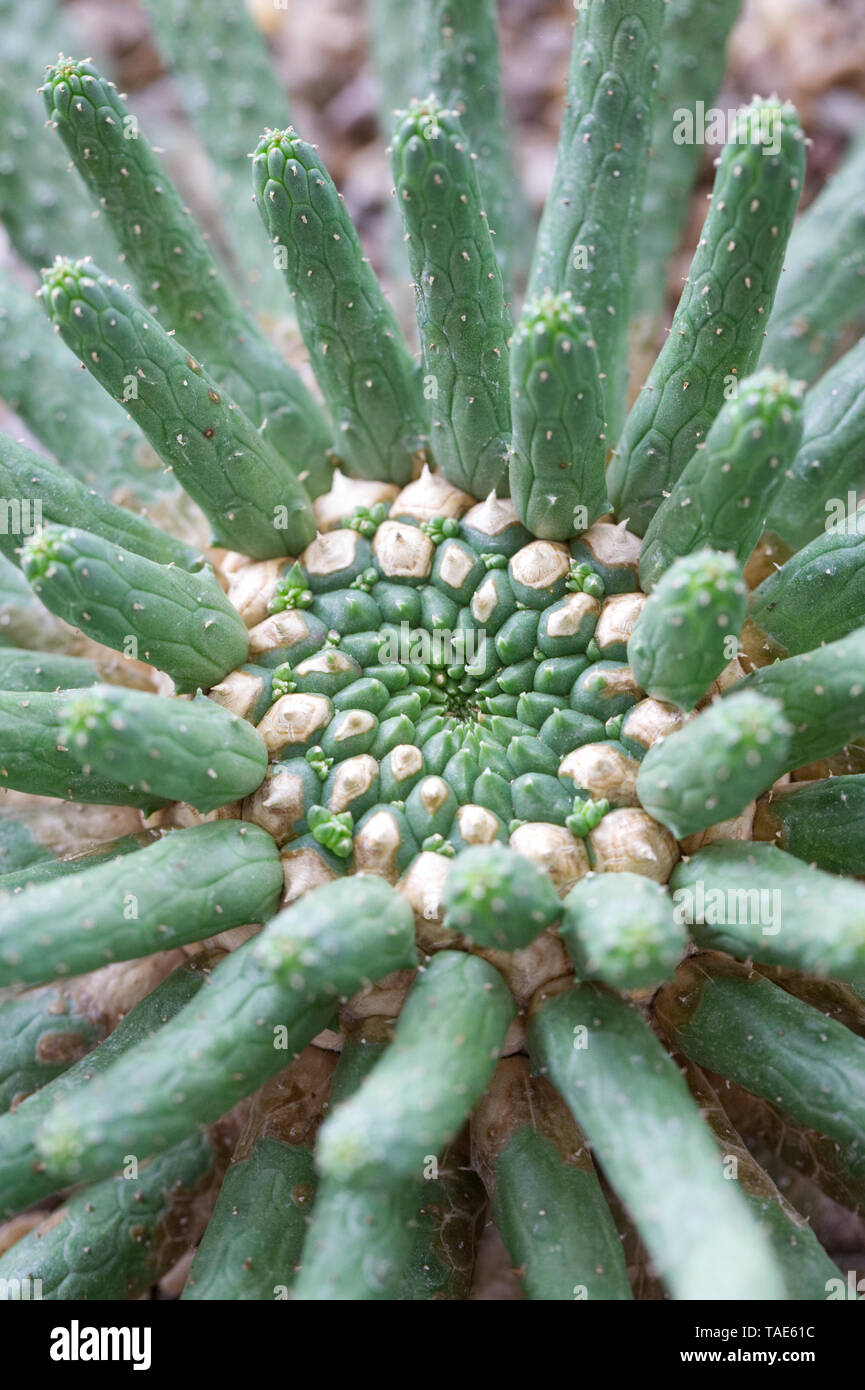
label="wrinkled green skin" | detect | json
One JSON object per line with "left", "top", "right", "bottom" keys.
{"left": 0, "top": 954, "right": 211, "bottom": 1220}
{"left": 390, "top": 101, "right": 511, "bottom": 497}
{"left": 443, "top": 842, "right": 561, "bottom": 949}
{"left": 655, "top": 956, "right": 865, "bottom": 1186}
{"left": 38, "top": 262, "right": 316, "bottom": 559}
{"left": 317, "top": 952, "right": 514, "bottom": 1187}
{"left": 637, "top": 691, "right": 791, "bottom": 838}
{"left": 41, "top": 57, "right": 332, "bottom": 487}
{"left": 253, "top": 129, "right": 424, "bottom": 484}
{"left": 671, "top": 841, "right": 865, "bottom": 986}
{"left": 632, "top": 0, "right": 743, "bottom": 327}
{"left": 751, "top": 502, "right": 865, "bottom": 655}
{"left": 528, "top": 984, "right": 786, "bottom": 1300}
{"left": 760, "top": 134, "right": 865, "bottom": 383}
{"left": 493, "top": 1123, "right": 632, "bottom": 1301}
{"left": 560, "top": 871, "right": 686, "bottom": 991}
{"left": 528, "top": 0, "right": 664, "bottom": 441}
{"left": 638, "top": 369, "right": 804, "bottom": 591}
{"left": 0, "top": 984, "right": 106, "bottom": 1113}
{"left": 0, "top": 1131, "right": 215, "bottom": 1300}
{"left": 737, "top": 625, "right": 865, "bottom": 769}
{"left": 22, "top": 526, "right": 247, "bottom": 695}
{"left": 28, "top": 878, "right": 416, "bottom": 1193}
{"left": 609, "top": 100, "right": 806, "bottom": 534}
{"left": 764, "top": 336, "right": 865, "bottom": 550}
{"left": 509, "top": 290, "right": 609, "bottom": 540}
{"left": 0, "top": 821, "right": 282, "bottom": 988}
{"left": 756, "top": 775, "right": 865, "bottom": 876}
{"left": 0, "top": 433, "right": 201, "bottom": 573}
{"left": 628, "top": 550, "right": 746, "bottom": 709}
{"left": 183, "top": 1140, "right": 316, "bottom": 1301}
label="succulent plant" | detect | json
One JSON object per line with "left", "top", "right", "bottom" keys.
{"left": 0, "top": 0, "right": 864, "bottom": 1304}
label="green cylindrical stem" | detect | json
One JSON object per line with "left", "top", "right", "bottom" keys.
{"left": 528, "top": 0, "right": 665, "bottom": 441}
{"left": 21, "top": 525, "right": 248, "bottom": 694}
{"left": 671, "top": 841, "right": 865, "bottom": 986}
{"left": 638, "top": 369, "right": 804, "bottom": 590}
{"left": 0, "top": 433, "right": 201, "bottom": 572}
{"left": 628, "top": 550, "right": 747, "bottom": 709}
{"left": 682, "top": 1059, "right": 840, "bottom": 1300}
{"left": 0, "top": 647, "right": 102, "bottom": 694}
{"left": 528, "top": 982, "right": 786, "bottom": 1300}
{"left": 636, "top": 690, "right": 791, "bottom": 838}
{"left": 390, "top": 100, "right": 511, "bottom": 497}
{"left": 631, "top": 0, "right": 743, "bottom": 328}
{"left": 61, "top": 685, "right": 268, "bottom": 813}
{"left": 0, "top": 268, "right": 177, "bottom": 508}
{"left": 0, "top": 689, "right": 167, "bottom": 811}
{"left": 735, "top": 625, "right": 865, "bottom": 769}
{"left": 38, "top": 260, "right": 316, "bottom": 558}
{"left": 764, "top": 336, "right": 865, "bottom": 550}
{"left": 32, "top": 877, "right": 417, "bottom": 1191}
{"left": 294, "top": 1023, "right": 417, "bottom": 1300}
{"left": 0, "top": 830, "right": 158, "bottom": 896}
{"left": 654, "top": 953, "right": 865, "bottom": 1185}
{"left": 0, "top": 1132, "right": 216, "bottom": 1299}
{"left": 184, "top": 1139, "right": 316, "bottom": 1300}
{"left": 0, "top": 982, "right": 106, "bottom": 1113}
{"left": 750, "top": 503, "right": 865, "bottom": 658}
{"left": 560, "top": 871, "right": 687, "bottom": 991}
{"left": 0, "top": 951, "right": 214, "bottom": 1219}
{"left": 509, "top": 290, "right": 608, "bottom": 540}
{"left": 473, "top": 1058, "right": 632, "bottom": 1301}
{"left": 41, "top": 56, "right": 332, "bottom": 489}
{"left": 753, "top": 774, "right": 865, "bottom": 876}
{"left": 609, "top": 98, "right": 806, "bottom": 534}
{"left": 420, "top": 0, "right": 524, "bottom": 290}
{"left": 0, "top": 821, "right": 282, "bottom": 989}
{"left": 183, "top": 1048, "right": 336, "bottom": 1300}
{"left": 316, "top": 951, "right": 514, "bottom": 1187}
{"left": 0, "top": 0, "right": 118, "bottom": 271}
{"left": 253, "top": 128, "right": 424, "bottom": 484}
{"left": 760, "top": 134, "right": 865, "bottom": 383}
{"left": 442, "top": 842, "right": 561, "bottom": 949}
{"left": 141, "top": 0, "right": 298, "bottom": 316}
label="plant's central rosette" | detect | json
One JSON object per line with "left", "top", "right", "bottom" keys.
{"left": 202, "top": 469, "right": 687, "bottom": 933}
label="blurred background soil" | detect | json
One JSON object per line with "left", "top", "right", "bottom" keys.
{"left": 54, "top": 0, "right": 865, "bottom": 324}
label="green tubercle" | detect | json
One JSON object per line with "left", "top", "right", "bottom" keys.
{"left": 442, "top": 842, "right": 561, "bottom": 949}
{"left": 628, "top": 550, "right": 747, "bottom": 710}
{"left": 636, "top": 690, "right": 791, "bottom": 838}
